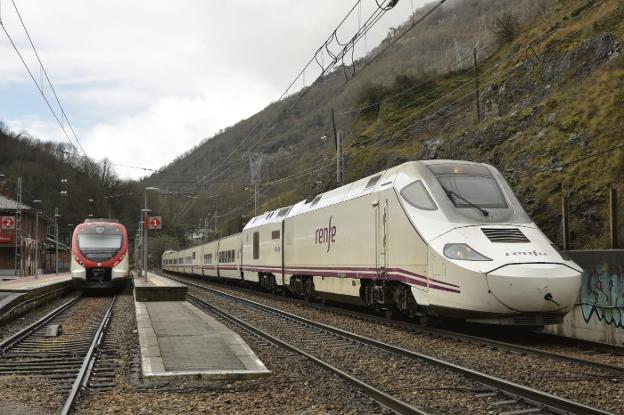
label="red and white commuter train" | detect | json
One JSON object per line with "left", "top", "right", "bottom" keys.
{"left": 162, "top": 160, "right": 582, "bottom": 325}
{"left": 71, "top": 219, "right": 129, "bottom": 289}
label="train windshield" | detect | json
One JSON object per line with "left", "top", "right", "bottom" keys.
{"left": 77, "top": 234, "right": 122, "bottom": 250}
{"left": 77, "top": 224, "right": 123, "bottom": 261}
{"left": 423, "top": 163, "right": 531, "bottom": 224}
{"left": 437, "top": 175, "right": 508, "bottom": 209}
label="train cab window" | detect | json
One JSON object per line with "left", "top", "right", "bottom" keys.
{"left": 192, "top": 252, "right": 196, "bottom": 259}
{"left": 271, "top": 230, "right": 280, "bottom": 240}
{"left": 401, "top": 181, "right": 437, "bottom": 210}
{"left": 253, "top": 232, "right": 259, "bottom": 259}
{"left": 365, "top": 174, "right": 382, "bottom": 189}
{"left": 437, "top": 175, "right": 508, "bottom": 209}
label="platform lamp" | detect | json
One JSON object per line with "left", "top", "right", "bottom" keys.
{"left": 32, "top": 199, "right": 42, "bottom": 279}
{"left": 54, "top": 208, "right": 61, "bottom": 275}
{"left": 143, "top": 187, "right": 160, "bottom": 279}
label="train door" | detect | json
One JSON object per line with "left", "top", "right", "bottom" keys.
{"left": 374, "top": 197, "right": 388, "bottom": 278}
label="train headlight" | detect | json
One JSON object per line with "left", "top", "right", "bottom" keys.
{"left": 443, "top": 243, "right": 492, "bottom": 261}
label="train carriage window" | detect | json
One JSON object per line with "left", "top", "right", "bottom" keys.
{"left": 400, "top": 181, "right": 437, "bottom": 210}
{"left": 192, "top": 252, "right": 195, "bottom": 259}
{"left": 277, "top": 206, "right": 291, "bottom": 217}
{"left": 253, "top": 232, "right": 259, "bottom": 259}
{"left": 204, "top": 254, "right": 212, "bottom": 264}
{"left": 272, "top": 230, "right": 280, "bottom": 240}
{"left": 365, "top": 174, "right": 382, "bottom": 189}
{"left": 310, "top": 195, "right": 322, "bottom": 207}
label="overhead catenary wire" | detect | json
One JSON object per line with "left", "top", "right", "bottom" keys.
{"left": 1, "top": 1, "right": 166, "bottom": 175}
{"left": 201, "top": 0, "right": 621, "bottom": 223}
{"left": 258, "top": 1, "right": 621, "bottom": 191}
{"left": 9, "top": 0, "right": 88, "bottom": 158}
{"left": 196, "top": 0, "right": 401, "bottom": 188}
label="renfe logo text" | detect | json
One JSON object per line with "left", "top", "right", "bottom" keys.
{"left": 315, "top": 216, "right": 336, "bottom": 252}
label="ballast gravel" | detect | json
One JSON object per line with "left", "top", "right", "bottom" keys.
{"left": 73, "top": 290, "right": 388, "bottom": 415}
{"left": 178, "top": 277, "right": 624, "bottom": 415}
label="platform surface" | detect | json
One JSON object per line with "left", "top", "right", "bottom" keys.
{"left": 0, "top": 273, "right": 71, "bottom": 292}
{"left": 136, "top": 300, "right": 270, "bottom": 379}
{"left": 133, "top": 271, "right": 187, "bottom": 301}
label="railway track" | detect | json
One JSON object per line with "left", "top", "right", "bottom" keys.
{"left": 161, "top": 272, "right": 624, "bottom": 375}
{"left": 173, "top": 274, "right": 614, "bottom": 415}
{"left": 0, "top": 295, "right": 116, "bottom": 414}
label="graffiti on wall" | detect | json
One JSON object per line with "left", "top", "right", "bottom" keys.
{"left": 577, "top": 254, "right": 624, "bottom": 329}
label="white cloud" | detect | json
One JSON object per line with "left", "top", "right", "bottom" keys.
{"left": 1, "top": 0, "right": 427, "bottom": 179}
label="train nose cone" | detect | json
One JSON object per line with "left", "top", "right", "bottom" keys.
{"left": 485, "top": 263, "right": 580, "bottom": 312}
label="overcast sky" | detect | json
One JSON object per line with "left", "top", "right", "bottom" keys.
{"left": 0, "top": 0, "right": 427, "bottom": 179}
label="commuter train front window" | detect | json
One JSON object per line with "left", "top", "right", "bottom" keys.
{"left": 77, "top": 234, "right": 122, "bottom": 250}
{"left": 400, "top": 180, "right": 437, "bottom": 210}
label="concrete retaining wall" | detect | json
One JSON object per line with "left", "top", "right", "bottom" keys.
{"left": 542, "top": 250, "right": 624, "bottom": 345}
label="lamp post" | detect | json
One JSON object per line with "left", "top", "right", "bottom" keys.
{"left": 32, "top": 199, "right": 42, "bottom": 278}
{"left": 143, "top": 187, "right": 159, "bottom": 278}
{"left": 54, "top": 208, "right": 61, "bottom": 275}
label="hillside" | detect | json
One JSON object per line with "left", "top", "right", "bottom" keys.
{"left": 146, "top": 0, "right": 623, "bottom": 256}
{"left": 0, "top": 126, "right": 141, "bottom": 236}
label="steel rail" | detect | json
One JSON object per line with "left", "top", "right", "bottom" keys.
{"left": 0, "top": 295, "right": 83, "bottom": 354}
{"left": 0, "top": 284, "right": 74, "bottom": 324}
{"left": 163, "top": 271, "right": 624, "bottom": 374}
{"left": 60, "top": 295, "right": 116, "bottom": 415}
{"left": 175, "top": 277, "right": 615, "bottom": 415}
{"left": 187, "top": 293, "right": 430, "bottom": 415}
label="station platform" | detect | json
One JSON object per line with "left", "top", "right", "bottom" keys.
{"left": 0, "top": 273, "right": 72, "bottom": 323}
{"left": 135, "top": 300, "right": 270, "bottom": 380}
{"left": 133, "top": 271, "right": 187, "bottom": 301}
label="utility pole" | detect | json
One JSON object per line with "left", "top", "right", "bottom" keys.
{"left": 214, "top": 210, "right": 218, "bottom": 238}
{"left": 331, "top": 109, "right": 344, "bottom": 186}
{"left": 561, "top": 193, "right": 570, "bottom": 250}
{"left": 14, "top": 177, "right": 22, "bottom": 277}
{"left": 609, "top": 185, "right": 618, "bottom": 249}
{"left": 473, "top": 47, "right": 481, "bottom": 124}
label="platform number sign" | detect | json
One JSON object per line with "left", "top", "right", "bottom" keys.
{"left": 1, "top": 216, "right": 16, "bottom": 229}
{"left": 145, "top": 216, "right": 162, "bottom": 230}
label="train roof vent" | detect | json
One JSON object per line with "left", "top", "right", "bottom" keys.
{"left": 482, "top": 228, "right": 529, "bottom": 243}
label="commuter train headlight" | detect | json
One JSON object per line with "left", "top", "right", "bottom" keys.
{"left": 443, "top": 243, "right": 492, "bottom": 261}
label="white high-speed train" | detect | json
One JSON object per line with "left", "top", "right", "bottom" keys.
{"left": 163, "top": 160, "right": 581, "bottom": 325}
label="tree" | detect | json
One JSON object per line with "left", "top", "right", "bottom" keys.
{"left": 492, "top": 12, "right": 519, "bottom": 44}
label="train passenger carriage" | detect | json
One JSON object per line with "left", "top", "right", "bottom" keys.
{"left": 216, "top": 233, "right": 242, "bottom": 281}
{"left": 242, "top": 206, "right": 291, "bottom": 291}
{"left": 200, "top": 239, "right": 219, "bottom": 278}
